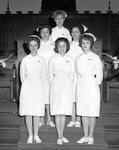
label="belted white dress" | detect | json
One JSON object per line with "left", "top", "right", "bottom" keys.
{"left": 76, "top": 51, "right": 103, "bottom": 117}
{"left": 49, "top": 53, "right": 75, "bottom": 115}
{"left": 19, "top": 54, "right": 46, "bottom": 117}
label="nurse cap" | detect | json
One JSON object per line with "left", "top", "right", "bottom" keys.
{"left": 25, "top": 35, "right": 41, "bottom": 45}
{"left": 27, "top": 35, "right": 41, "bottom": 40}
{"left": 82, "top": 33, "right": 97, "bottom": 42}
{"left": 82, "top": 24, "right": 88, "bottom": 32}
{"left": 36, "top": 24, "right": 51, "bottom": 34}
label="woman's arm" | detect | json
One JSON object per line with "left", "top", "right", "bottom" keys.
{"left": 96, "top": 56, "right": 103, "bottom": 85}
{"left": 75, "top": 57, "right": 81, "bottom": 80}
{"left": 41, "top": 58, "right": 47, "bottom": 83}
{"left": 48, "top": 57, "right": 54, "bottom": 84}
{"left": 69, "top": 58, "right": 75, "bottom": 82}
{"left": 20, "top": 59, "right": 26, "bottom": 83}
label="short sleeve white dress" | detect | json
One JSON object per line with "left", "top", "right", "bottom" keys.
{"left": 68, "top": 41, "right": 83, "bottom": 102}
{"left": 49, "top": 53, "right": 75, "bottom": 115}
{"left": 38, "top": 40, "right": 55, "bottom": 104}
{"left": 50, "top": 26, "right": 71, "bottom": 43}
{"left": 19, "top": 54, "right": 46, "bottom": 117}
{"left": 76, "top": 51, "right": 103, "bottom": 117}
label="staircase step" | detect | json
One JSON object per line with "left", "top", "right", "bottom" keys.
{"left": 102, "top": 113, "right": 119, "bottom": 125}
{"left": 107, "top": 140, "right": 119, "bottom": 150}
{"left": 100, "top": 101, "right": 119, "bottom": 150}
{"left": 101, "top": 102, "right": 119, "bottom": 125}
{"left": 0, "top": 102, "right": 18, "bottom": 113}
{"left": 20, "top": 125, "right": 105, "bottom": 142}
{"left": 103, "top": 124, "right": 119, "bottom": 141}
{"left": 0, "top": 102, "right": 20, "bottom": 150}
{"left": 19, "top": 113, "right": 105, "bottom": 150}
{"left": 0, "top": 102, "right": 111, "bottom": 150}
{"left": 21, "top": 123, "right": 105, "bottom": 139}
{"left": 0, "top": 127, "right": 20, "bottom": 140}
{"left": 0, "top": 102, "right": 22, "bottom": 126}
{"left": 0, "top": 114, "right": 22, "bottom": 126}
{"left": 108, "top": 96, "right": 119, "bottom": 106}
{"left": 0, "top": 124, "right": 20, "bottom": 150}
{"left": 18, "top": 142, "right": 107, "bottom": 150}
{"left": 104, "top": 124, "right": 119, "bottom": 130}
{"left": 100, "top": 101, "right": 119, "bottom": 114}
{"left": 18, "top": 121, "right": 107, "bottom": 150}
{"left": 18, "top": 129, "right": 107, "bottom": 150}
{"left": 0, "top": 139, "right": 18, "bottom": 144}
{"left": 0, "top": 144, "right": 17, "bottom": 150}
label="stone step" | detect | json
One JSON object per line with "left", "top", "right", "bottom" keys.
{"left": 106, "top": 96, "right": 119, "bottom": 106}
{"left": 18, "top": 128, "right": 107, "bottom": 150}
{"left": 0, "top": 125, "right": 20, "bottom": 140}
{"left": 107, "top": 140, "right": 119, "bottom": 150}
{"left": 0, "top": 102, "right": 20, "bottom": 150}
{"left": 1, "top": 101, "right": 118, "bottom": 150}
{"left": 20, "top": 124, "right": 105, "bottom": 142}
{"left": 0, "top": 102, "right": 21, "bottom": 126}
{"left": 101, "top": 112, "right": 119, "bottom": 125}
{"left": 103, "top": 124, "right": 119, "bottom": 142}
{"left": 0, "top": 114, "right": 22, "bottom": 126}
{"left": 18, "top": 119, "right": 107, "bottom": 150}
{"left": 100, "top": 101, "right": 119, "bottom": 150}
{"left": 0, "top": 144, "right": 17, "bottom": 150}
{"left": 100, "top": 102, "right": 119, "bottom": 125}
{"left": 0, "top": 125, "right": 19, "bottom": 150}
{"left": 18, "top": 142, "right": 107, "bottom": 150}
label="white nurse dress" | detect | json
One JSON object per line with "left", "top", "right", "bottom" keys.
{"left": 50, "top": 26, "right": 71, "bottom": 43}
{"left": 49, "top": 53, "right": 75, "bottom": 115}
{"left": 19, "top": 54, "right": 46, "bottom": 117}
{"left": 68, "top": 41, "right": 83, "bottom": 102}
{"left": 76, "top": 51, "right": 103, "bottom": 117}
{"left": 38, "top": 39, "right": 55, "bottom": 104}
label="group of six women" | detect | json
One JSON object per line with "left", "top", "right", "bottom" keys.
{"left": 19, "top": 10, "right": 103, "bottom": 145}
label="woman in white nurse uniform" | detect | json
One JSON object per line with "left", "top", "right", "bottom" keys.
{"left": 76, "top": 33, "right": 103, "bottom": 144}
{"left": 19, "top": 35, "right": 46, "bottom": 144}
{"left": 49, "top": 37, "right": 75, "bottom": 145}
{"left": 50, "top": 10, "right": 71, "bottom": 43}
{"left": 37, "top": 24, "right": 55, "bottom": 127}
{"left": 67, "top": 24, "right": 88, "bottom": 128}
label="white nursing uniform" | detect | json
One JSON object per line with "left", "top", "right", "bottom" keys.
{"left": 76, "top": 51, "right": 103, "bottom": 117}
{"left": 68, "top": 41, "right": 83, "bottom": 102}
{"left": 38, "top": 40, "right": 55, "bottom": 104}
{"left": 49, "top": 53, "right": 75, "bottom": 115}
{"left": 19, "top": 54, "right": 46, "bottom": 117}
{"left": 50, "top": 26, "right": 71, "bottom": 43}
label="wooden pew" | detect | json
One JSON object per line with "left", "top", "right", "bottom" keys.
{"left": 0, "top": 67, "right": 14, "bottom": 104}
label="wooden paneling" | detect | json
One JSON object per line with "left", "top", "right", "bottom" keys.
{"left": 16, "top": 40, "right": 27, "bottom": 100}
{"left": 0, "top": 13, "right": 119, "bottom": 55}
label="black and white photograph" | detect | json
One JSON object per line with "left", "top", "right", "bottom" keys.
{"left": 0, "top": 0, "right": 119, "bottom": 149}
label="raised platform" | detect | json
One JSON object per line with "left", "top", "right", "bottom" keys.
{"left": 0, "top": 100, "right": 119, "bottom": 150}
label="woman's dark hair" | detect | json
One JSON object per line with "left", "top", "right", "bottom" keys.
{"left": 54, "top": 37, "right": 70, "bottom": 53}
{"left": 79, "top": 34, "right": 94, "bottom": 48}
{"left": 71, "top": 24, "right": 85, "bottom": 35}
{"left": 25, "top": 36, "right": 40, "bottom": 49}
{"left": 36, "top": 24, "right": 51, "bottom": 37}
